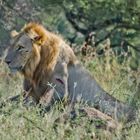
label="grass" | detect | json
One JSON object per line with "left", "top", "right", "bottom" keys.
{"left": 0, "top": 54, "right": 140, "bottom": 140}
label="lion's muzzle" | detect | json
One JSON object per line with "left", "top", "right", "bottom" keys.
{"left": 5, "top": 56, "right": 24, "bottom": 73}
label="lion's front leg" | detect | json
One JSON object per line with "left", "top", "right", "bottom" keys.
{"left": 23, "top": 79, "right": 40, "bottom": 105}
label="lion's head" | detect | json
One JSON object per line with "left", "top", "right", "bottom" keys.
{"left": 5, "top": 23, "right": 61, "bottom": 80}
{"left": 5, "top": 32, "right": 33, "bottom": 72}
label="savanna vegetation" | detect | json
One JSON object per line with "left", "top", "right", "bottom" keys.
{"left": 0, "top": 0, "right": 140, "bottom": 139}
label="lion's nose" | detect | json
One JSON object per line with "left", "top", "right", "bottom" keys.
{"left": 5, "top": 59, "right": 11, "bottom": 65}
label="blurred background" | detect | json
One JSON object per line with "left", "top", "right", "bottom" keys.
{"left": 0, "top": 0, "right": 140, "bottom": 70}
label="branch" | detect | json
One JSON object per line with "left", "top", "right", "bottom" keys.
{"left": 83, "top": 107, "right": 120, "bottom": 130}
{"left": 117, "top": 23, "right": 140, "bottom": 31}
{"left": 64, "top": 6, "right": 140, "bottom": 36}
{"left": 55, "top": 107, "right": 120, "bottom": 131}
{"left": 123, "top": 40, "right": 140, "bottom": 52}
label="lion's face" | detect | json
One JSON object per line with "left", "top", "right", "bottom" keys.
{"left": 5, "top": 32, "right": 33, "bottom": 73}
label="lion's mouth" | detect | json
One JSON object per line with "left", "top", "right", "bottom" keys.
{"left": 9, "top": 65, "right": 24, "bottom": 73}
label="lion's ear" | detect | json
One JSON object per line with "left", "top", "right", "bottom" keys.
{"left": 32, "top": 35, "right": 43, "bottom": 45}
{"left": 10, "top": 30, "right": 19, "bottom": 38}
{"left": 33, "top": 35, "right": 42, "bottom": 41}
{"left": 28, "top": 31, "right": 41, "bottom": 42}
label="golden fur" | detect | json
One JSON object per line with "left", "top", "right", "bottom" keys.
{"left": 21, "top": 23, "right": 76, "bottom": 86}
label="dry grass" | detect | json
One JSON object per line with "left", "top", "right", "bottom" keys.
{"left": 0, "top": 54, "right": 140, "bottom": 140}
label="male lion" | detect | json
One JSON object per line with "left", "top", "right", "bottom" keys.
{"left": 5, "top": 23, "right": 135, "bottom": 121}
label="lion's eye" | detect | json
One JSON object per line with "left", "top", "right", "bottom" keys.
{"left": 16, "top": 45, "right": 24, "bottom": 51}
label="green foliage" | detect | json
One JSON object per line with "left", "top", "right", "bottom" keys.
{"left": 62, "top": 0, "right": 140, "bottom": 69}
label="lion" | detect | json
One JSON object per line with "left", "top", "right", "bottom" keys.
{"left": 6, "top": 23, "right": 77, "bottom": 103}
{"left": 5, "top": 22, "right": 136, "bottom": 121}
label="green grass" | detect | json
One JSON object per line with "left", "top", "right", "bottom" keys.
{"left": 0, "top": 55, "right": 140, "bottom": 140}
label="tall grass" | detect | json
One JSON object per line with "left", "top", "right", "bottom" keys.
{"left": 0, "top": 53, "right": 140, "bottom": 140}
